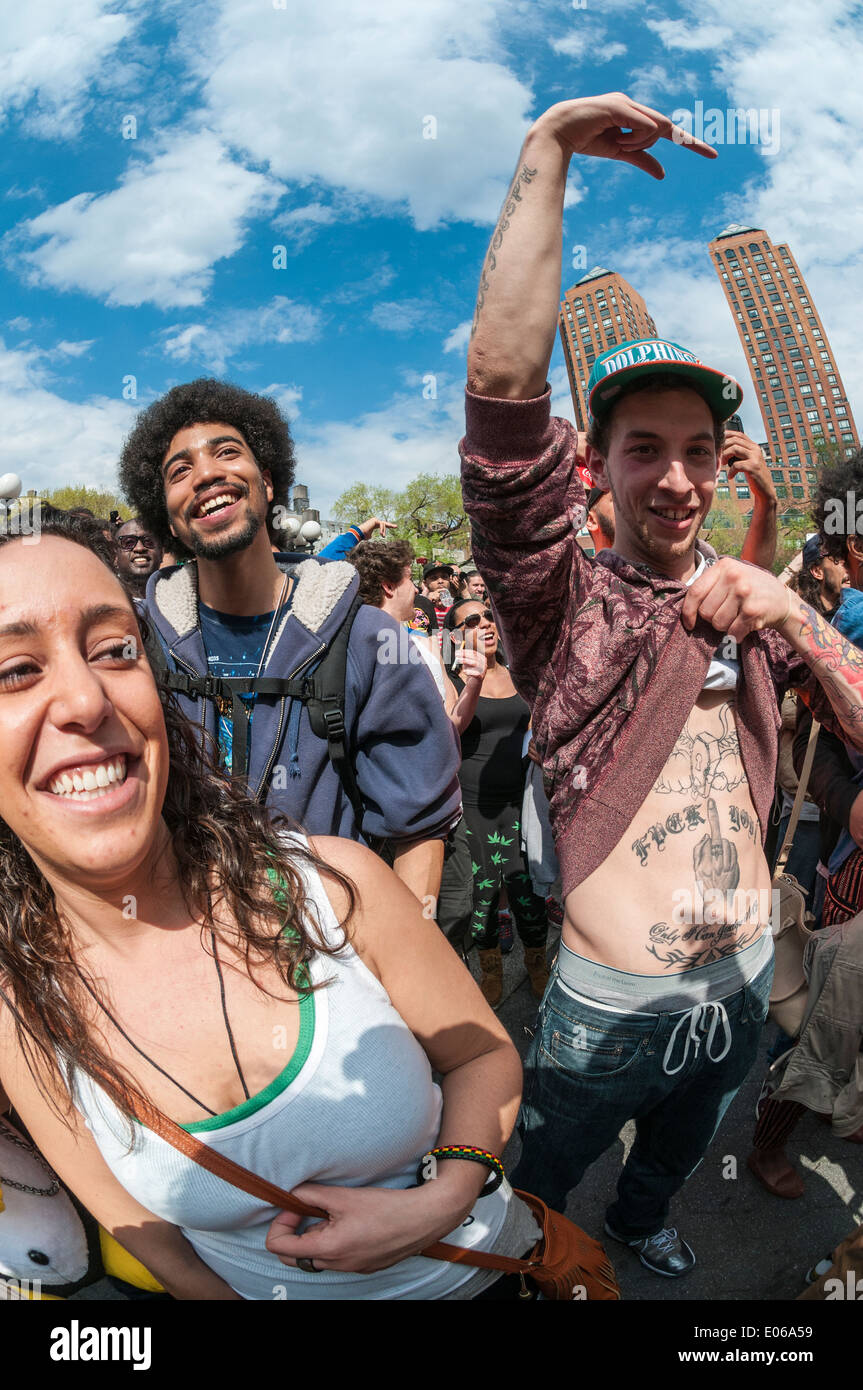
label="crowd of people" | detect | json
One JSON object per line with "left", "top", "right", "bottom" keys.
{"left": 1, "top": 91, "right": 862, "bottom": 1304}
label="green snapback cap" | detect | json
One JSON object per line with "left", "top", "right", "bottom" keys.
{"left": 587, "top": 338, "right": 743, "bottom": 423}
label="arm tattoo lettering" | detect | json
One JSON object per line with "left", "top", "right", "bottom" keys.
{"left": 471, "top": 163, "right": 538, "bottom": 338}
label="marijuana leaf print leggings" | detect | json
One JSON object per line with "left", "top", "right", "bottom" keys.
{"left": 463, "top": 802, "right": 547, "bottom": 950}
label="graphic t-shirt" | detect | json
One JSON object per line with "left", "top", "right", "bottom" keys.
{"left": 199, "top": 598, "right": 292, "bottom": 772}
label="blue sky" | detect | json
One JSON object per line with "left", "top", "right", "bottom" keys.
{"left": 1, "top": 0, "right": 861, "bottom": 518}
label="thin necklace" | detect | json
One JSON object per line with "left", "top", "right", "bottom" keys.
{"left": 70, "top": 933, "right": 250, "bottom": 1118}
{"left": 255, "top": 573, "right": 290, "bottom": 679}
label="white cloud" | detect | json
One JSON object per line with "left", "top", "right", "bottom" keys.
{"left": 260, "top": 382, "right": 303, "bottom": 420}
{"left": 646, "top": 19, "right": 732, "bottom": 51}
{"left": 667, "top": 0, "right": 863, "bottom": 431}
{"left": 0, "top": 1, "right": 135, "bottom": 139}
{"left": 8, "top": 132, "right": 282, "bottom": 309}
{"left": 370, "top": 300, "right": 444, "bottom": 335}
{"left": 184, "top": 0, "right": 536, "bottom": 230}
{"left": 550, "top": 26, "right": 626, "bottom": 62}
{"left": 0, "top": 337, "right": 135, "bottom": 494}
{"left": 293, "top": 376, "right": 467, "bottom": 516}
{"left": 329, "top": 263, "right": 398, "bottom": 305}
{"left": 443, "top": 320, "right": 472, "bottom": 354}
{"left": 627, "top": 64, "right": 698, "bottom": 105}
{"left": 160, "top": 297, "right": 322, "bottom": 374}
{"left": 52, "top": 339, "right": 95, "bottom": 358}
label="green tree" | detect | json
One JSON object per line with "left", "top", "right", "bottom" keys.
{"left": 45, "top": 485, "right": 131, "bottom": 520}
{"left": 703, "top": 495, "right": 749, "bottom": 558}
{"left": 397, "top": 473, "right": 467, "bottom": 552}
{"left": 333, "top": 473, "right": 469, "bottom": 557}
{"left": 775, "top": 508, "right": 813, "bottom": 575}
{"left": 331, "top": 482, "right": 399, "bottom": 525}
{"left": 811, "top": 434, "right": 847, "bottom": 470}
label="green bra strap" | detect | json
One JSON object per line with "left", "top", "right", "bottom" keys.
{"left": 264, "top": 851, "right": 310, "bottom": 990}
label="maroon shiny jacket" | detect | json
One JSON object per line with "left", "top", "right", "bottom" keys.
{"left": 460, "top": 387, "right": 838, "bottom": 899}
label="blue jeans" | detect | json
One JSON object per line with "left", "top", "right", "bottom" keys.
{"left": 512, "top": 960, "right": 773, "bottom": 1239}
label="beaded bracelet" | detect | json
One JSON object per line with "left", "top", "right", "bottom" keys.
{"left": 416, "top": 1145, "right": 505, "bottom": 1195}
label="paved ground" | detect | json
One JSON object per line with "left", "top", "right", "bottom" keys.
{"left": 73, "top": 931, "right": 861, "bottom": 1303}
{"left": 492, "top": 933, "right": 861, "bottom": 1303}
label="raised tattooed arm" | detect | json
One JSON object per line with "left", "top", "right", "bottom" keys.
{"left": 781, "top": 598, "right": 863, "bottom": 752}
{"left": 466, "top": 93, "right": 715, "bottom": 401}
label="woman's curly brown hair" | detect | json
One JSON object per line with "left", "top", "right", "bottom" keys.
{"left": 117, "top": 378, "right": 297, "bottom": 558}
{"left": 0, "top": 514, "right": 353, "bottom": 1127}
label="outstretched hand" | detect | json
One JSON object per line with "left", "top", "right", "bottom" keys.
{"left": 537, "top": 92, "right": 717, "bottom": 179}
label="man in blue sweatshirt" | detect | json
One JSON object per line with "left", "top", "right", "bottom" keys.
{"left": 119, "top": 377, "right": 461, "bottom": 902}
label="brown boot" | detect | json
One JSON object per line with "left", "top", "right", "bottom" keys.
{"left": 523, "top": 946, "right": 550, "bottom": 999}
{"left": 746, "top": 1148, "right": 805, "bottom": 1199}
{"left": 478, "top": 948, "right": 503, "bottom": 1007}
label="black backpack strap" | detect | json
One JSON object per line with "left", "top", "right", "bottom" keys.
{"left": 154, "top": 595, "right": 368, "bottom": 833}
{"left": 300, "top": 592, "right": 366, "bottom": 833}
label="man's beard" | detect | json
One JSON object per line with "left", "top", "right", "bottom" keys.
{"left": 181, "top": 481, "right": 267, "bottom": 560}
{"left": 186, "top": 506, "right": 262, "bottom": 560}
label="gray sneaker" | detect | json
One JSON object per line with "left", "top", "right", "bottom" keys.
{"left": 604, "top": 1221, "right": 696, "bottom": 1278}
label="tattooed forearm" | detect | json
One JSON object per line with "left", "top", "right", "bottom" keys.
{"left": 470, "top": 163, "right": 538, "bottom": 337}
{"left": 793, "top": 601, "right": 863, "bottom": 749}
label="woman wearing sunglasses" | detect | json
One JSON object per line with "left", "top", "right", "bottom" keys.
{"left": 0, "top": 516, "right": 540, "bottom": 1300}
{"left": 443, "top": 601, "right": 549, "bottom": 1008}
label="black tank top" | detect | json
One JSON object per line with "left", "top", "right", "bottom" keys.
{"left": 452, "top": 675, "right": 531, "bottom": 807}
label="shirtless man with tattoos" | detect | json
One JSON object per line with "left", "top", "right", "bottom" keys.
{"left": 459, "top": 91, "right": 863, "bottom": 1276}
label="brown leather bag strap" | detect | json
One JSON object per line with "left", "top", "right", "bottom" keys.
{"left": 129, "top": 1090, "right": 539, "bottom": 1272}
{"left": 128, "top": 1091, "right": 327, "bottom": 1221}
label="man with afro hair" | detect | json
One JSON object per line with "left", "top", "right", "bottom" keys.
{"left": 120, "top": 378, "right": 461, "bottom": 903}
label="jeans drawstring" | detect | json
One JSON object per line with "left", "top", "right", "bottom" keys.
{"left": 662, "top": 1001, "right": 732, "bottom": 1077}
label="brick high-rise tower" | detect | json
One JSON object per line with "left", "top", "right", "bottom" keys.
{"left": 559, "top": 268, "right": 658, "bottom": 429}
{"left": 709, "top": 225, "right": 859, "bottom": 510}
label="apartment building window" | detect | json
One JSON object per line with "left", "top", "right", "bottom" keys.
{"left": 775, "top": 485, "right": 787, "bottom": 497}
{"left": 770, "top": 470, "right": 784, "bottom": 483}
{"left": 792, "top": 486, "right": 805, "bottom": 498}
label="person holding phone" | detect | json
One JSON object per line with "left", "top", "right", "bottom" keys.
{"left": 443, "top": 601, "right": 549, "bottom": 1007}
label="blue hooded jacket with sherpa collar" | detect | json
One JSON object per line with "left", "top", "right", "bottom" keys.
{"left": 138, "top": 556, "right": 462, "bottom": 843}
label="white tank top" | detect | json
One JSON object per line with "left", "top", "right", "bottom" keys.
{"left": 67, "top": 844, "right": 524, "bottom": 1299}
{"left": 408, "top": 629, "right": 447, "bottom": 701}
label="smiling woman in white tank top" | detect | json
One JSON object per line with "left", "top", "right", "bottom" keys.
{"left": 0, "top": 518, "right": 534, "bottom": 1299}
